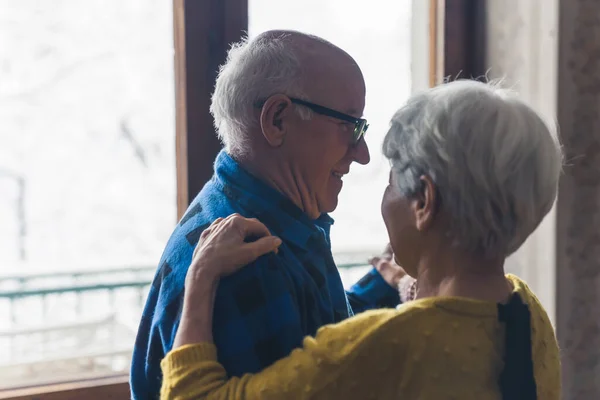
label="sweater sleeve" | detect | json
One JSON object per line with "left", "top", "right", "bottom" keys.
{"left": 159, "top": 309, "right": 401, "bottom": 400}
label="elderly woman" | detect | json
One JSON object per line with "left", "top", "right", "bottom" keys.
{"left": 160, "top": 80, "right": 562, "bottom": 399}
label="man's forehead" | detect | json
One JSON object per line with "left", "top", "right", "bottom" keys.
{"left": 298, "top": 44, "right": 366, "bottom": 114}
{"left": 343, "top": 106, "right": 363, "bottom": 116}
{"left": 306, "top": 68, "right": 366, "bottom": 114}
{"left": 313, "top": 89, "right": 365, "bottom": 117}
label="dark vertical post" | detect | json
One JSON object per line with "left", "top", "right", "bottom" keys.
{"left": 173, "top": 0, "right": 248, "bottom": 218}
{"left": 443, "top": 0, "right": 487, "bottom": 80}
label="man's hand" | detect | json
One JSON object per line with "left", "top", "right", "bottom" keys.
{"left": 368, "top": 244, "right": 406, "bottom": 289}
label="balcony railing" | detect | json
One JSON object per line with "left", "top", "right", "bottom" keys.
{"left": 0, "top": 266, "right": 154, "bottom": 388}
{"left": 0, "top": 260, "right": 369, "bottom": 389}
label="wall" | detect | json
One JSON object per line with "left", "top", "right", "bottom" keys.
{"left": 556, "top": 0, "right": 600, "bottom": 397}
{"left": 485, "top": 0, "right": 559, "bottom": 324}
{"left": 487, "top": 0, "right": 600, "bottom": 397}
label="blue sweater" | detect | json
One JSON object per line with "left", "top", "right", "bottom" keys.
{"left": 130, "top": 151, "right": 400, "bottom": 399}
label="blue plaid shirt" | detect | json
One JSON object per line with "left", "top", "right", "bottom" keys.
{"left": 130, "top": 151, "right": 400, "bottom": 399}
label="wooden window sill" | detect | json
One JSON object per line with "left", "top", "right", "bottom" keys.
{"left": 0, "top": 374, "right": 129, "bottom": 400}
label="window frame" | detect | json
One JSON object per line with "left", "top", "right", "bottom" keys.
{"left": 0, "top": 376, "right": 129, "bottom": 400}
{"left": 175, "top": 0, "right": 249, "bottom": 219}
{"left": 0, "top": 0, "right": 484, "bottom": 397}
{"left": 443, "top": 0, "right": 487, "bottom": 81}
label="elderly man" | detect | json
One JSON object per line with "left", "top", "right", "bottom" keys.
{"left": 130, "top": 30, "right": 401, "bottom": 399}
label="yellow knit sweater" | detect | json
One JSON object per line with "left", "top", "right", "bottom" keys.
{"left": 160, "top": 275, "right": 560, "bottom": 399}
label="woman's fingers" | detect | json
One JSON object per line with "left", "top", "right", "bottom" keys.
{"left": 190, "top": 214, "right": 281, "bottom": 276}
{"left": 238, "top": 236, "right": 282, "bottom": 266}
{"left": 207, "top": 217, "right": 225, "bottom": 230}
{"left": 200, "top": 217, "right": 224, "bottom": 239}
{"left": 199, "top": 215, "right": 272, "bottom": 247}
{"left": 228, "top": 214, "right": 272, "bottom": 240}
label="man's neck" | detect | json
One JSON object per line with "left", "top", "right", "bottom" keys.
{"left": 234, "top": 152, "right": 321, "bottom": 219}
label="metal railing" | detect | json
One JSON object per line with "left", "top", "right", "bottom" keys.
{"left": 0, "top": 266, "right": 154, "bottom": 326}
{"left": 0, "top": 260, "right": 370, "bottom": 388}
{"left": 0, "top": 266, "right": 155, "bottom": 388}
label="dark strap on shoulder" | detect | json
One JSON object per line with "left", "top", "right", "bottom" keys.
{"left": 497, "top": 293, "right": 537, "bottom": 400}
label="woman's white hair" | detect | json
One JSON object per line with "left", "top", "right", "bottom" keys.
{"left": 383, "top": 80, "right": 563, "bottom": 258}
{"left": 210, "top": 31, "right": 319, "bottom": 157}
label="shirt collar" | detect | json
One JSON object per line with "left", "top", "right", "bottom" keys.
{"left": 212, "top": 150, "right": 334, "bottom": 249}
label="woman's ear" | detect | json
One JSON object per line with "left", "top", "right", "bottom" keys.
{"left": 412, "top": 175, "right": 437, "bottom": 232}
{"left": 259, "top": 95, "right": 293, "bottom": 147}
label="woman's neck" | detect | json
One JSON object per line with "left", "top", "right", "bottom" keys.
{"left": 414, "top": 249, "right": 512, "bottom": 303}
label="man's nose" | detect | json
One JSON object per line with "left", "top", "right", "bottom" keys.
{"left": 351, "top": 137, "right": 370, "bottom": 165}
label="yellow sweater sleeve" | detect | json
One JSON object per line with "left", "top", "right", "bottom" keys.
{"left": 160, "top": 309, "right": 402, "bottom": 400}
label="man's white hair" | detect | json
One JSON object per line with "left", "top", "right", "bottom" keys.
{"left": 383, "top": 80, "right": 563, "bottom": 258}
{"left": 210, "top": 31, "right": 323, "bottom": 157}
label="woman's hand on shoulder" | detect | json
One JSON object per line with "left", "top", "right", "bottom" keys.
{"left": 188, "top": 214, "right": 282, "bottom": 283}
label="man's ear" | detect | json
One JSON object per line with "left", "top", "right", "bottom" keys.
{"left": 259, "top": 95, "right": 293, "bottom": 148}
{"left": 412, "top": 175, "right": 437, "bottom": 232}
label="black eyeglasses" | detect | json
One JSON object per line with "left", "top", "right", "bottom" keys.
{"left": 255, "top": 97, "right": 368, "bottom": 144}
{"left": 289, "top": 98, "right": 368, "bottom": 144}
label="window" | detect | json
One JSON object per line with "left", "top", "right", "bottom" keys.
{"left": 0, "top": 0, "right": 175, "bottom": 390}
{"left": 249, "top": 0, "right": 424, "bottom": 285}
{"left": 1, "top": 0, "right": 442, "bottom": 395}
